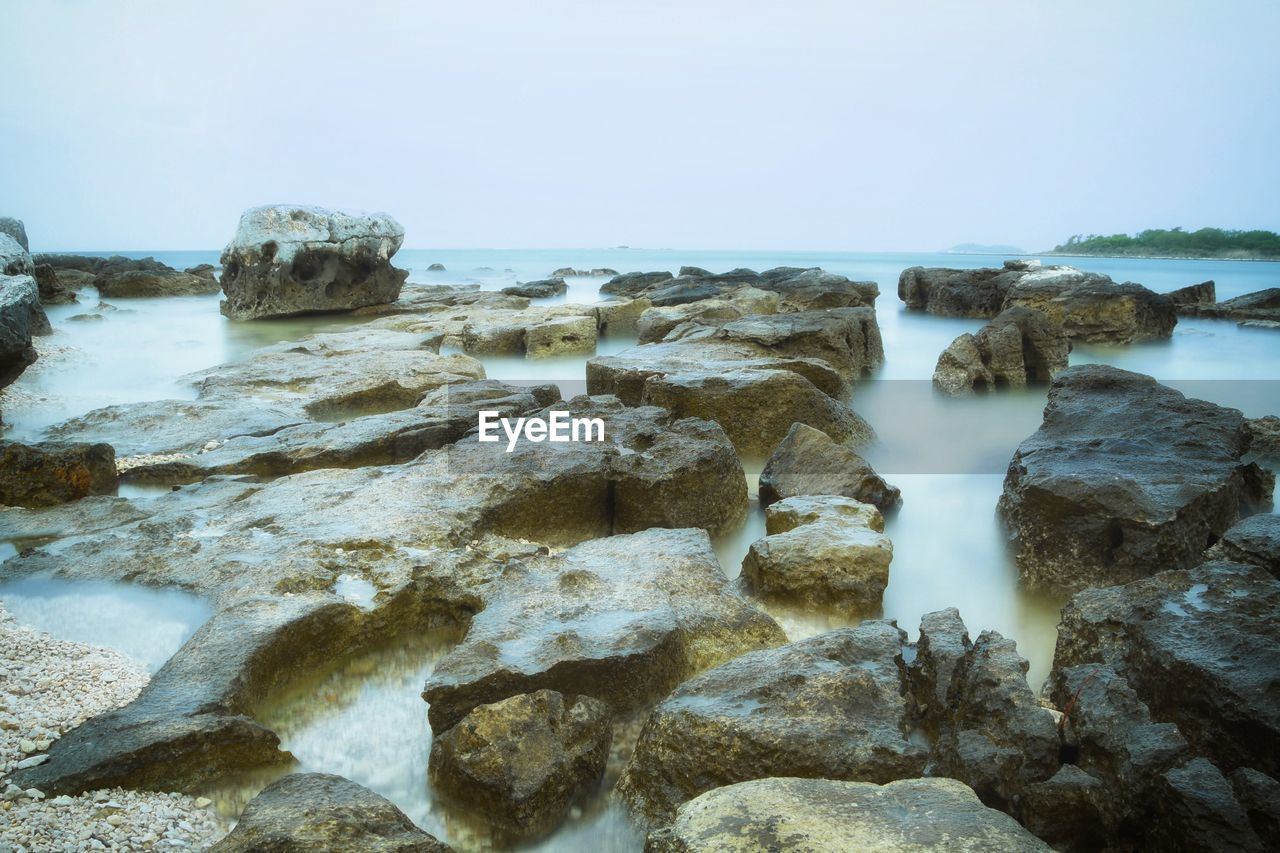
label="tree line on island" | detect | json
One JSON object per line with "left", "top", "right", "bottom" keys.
{"left": 1050, "top": 227, "right": 1280, "bottom": 259}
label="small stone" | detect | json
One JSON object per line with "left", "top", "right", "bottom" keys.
{"left": 19, "top": 738, "right": 37, "bottom": 753}
{"left": 25, "top": 788, "right": 44, "bottom": 800}
{"left": 50, "top": 794, "right": 74, "bottom": 805}
{"left": 193, "top": 796, "right": 211, "bottom": 809}
{"left": 14, "top": 754, "right": 48, "bottom": 769}
{"left": 99, "top": 671, "right": 117, "bottom": 683}
{"left": 106, "top": 814, "right": 124, "bottom": 827}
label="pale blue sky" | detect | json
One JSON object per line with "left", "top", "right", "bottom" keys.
{"left": 2, "top": 0, "right": 1277, "bottom": 251}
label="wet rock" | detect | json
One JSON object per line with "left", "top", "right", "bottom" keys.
{"left": 1053, "top": 560, "right": 1280, "bottom": 778}
{"left": 740, "top": 495, "right": 891, "bottom": 613}
{"left": 0, "top": 274, "right": 47, "bottom": 386}
{"left": 210, "top": 772, "right": 451, "bottom": 852}
{"left": 1167, "top": 279, "right": 1216, "bottom": 307}
{"left": 423, "top": 528, "right": 783, "bottom": 733}
{"left": 1249, "top": 415, "right": 1280, "bottom": 458}
{"left": 0, "top": 216, "right": 28, "bottom": 251}
{"left": 681, "top": 307, "right": 884, "bottom": 378}
{"left": 757, "top": 422, "right": 901, "bottom": 512}
{"left": 1205, "top": 512, "right": 1279, "bottom": 577}
{"left": 92, "top": 256, "right": 221, "bottom": 297}
{"left": 1152, "top": 758, "right": 1264, "bottom": 852}
{"left": 933, "top": 306, "right": 1070, "bottom": 396}
{"left": 33, "top": 263, "right": 76, "bottom": 304}
{"left": 1181, "top": 287, "right": 1280, "bottom": 324}
{"left": 594, "top": 296, "right": 651, "bottom": 336}
{"left": 1231, "top": 767, "right": 1280, "bottom": 844}
{"left": 644, "top": 776, "right": 1049, "bottom": 852}
{"left": 908, "top": 607, "right": 971, "bottom": 733}
{"left": 616, "top": 622, "right": 925, "bottom": 822}
{"left": 600, "top": 270, "right": 674, "bottom": 298}
{"left": 899, "top": 262, "right": 1031, "bottom": 317}
{"left": 428, "top": 262, "right": 447, "bottom": 271}
{"left": 502, "top": 278, "right": 567, "bottom": 299}
{"left": 757, "top": 267, "right": 879, "bottom": 310}
{"left": 523, "top": 314, "right": 597, "bottom": 358}
{"left": 636, "top": 287, "right": 779, "bottom": 344}
{"left": 1019, "top": 765, "right": 1109, "bottom": 852}
{"left": 0, "top": 441, "right": 118, "bottom": 507}
{"left": 428, "top": 690, "right": 610, "bottom": 839}
{"left": 218, "top": 205, "right": 408, "bottom": 320}
{"left": 998, "top": 365, "right": 1273, "bottom": 592}
{"left": 929, "top": 629, "right": 1060, "bottom": 813}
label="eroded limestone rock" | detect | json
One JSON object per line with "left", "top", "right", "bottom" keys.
{"left": 757, "top": 422, "right": 901, "bottom": 512}
{"left": 0, "top": 440, "right": 118, "bottom": 507}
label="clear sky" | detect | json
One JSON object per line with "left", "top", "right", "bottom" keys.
{"left": 2, "top": 0, "right": 1278, "bottom": 252}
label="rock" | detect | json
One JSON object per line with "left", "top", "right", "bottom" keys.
{"left": 616, "top": 623, "right": 925, "bottom": 822}
{"left": 1, "top": 274, "right": 44, "bottom": 386}
{"left": 599, "top": 271, "right": 674, "bottom": 298}
{"left": 0, "top": 216, "right": 28, "bottom": 251}
{"left": 636, "top": 288, "right": 780, "bottom": 344}
{"left": 1231, "top": 767, "right": 1280, "bottom": 844}
{"left": 899, "top": 262, "right": 1031, "bottom": 317}
{"left": 551, "top": 267, "right": 616, "bottom": 277}
{"left": 757, "top": 267, "right": 879, "bottom": 310}
{"left": 1205, "top": 513, "right": 1279, "bottom": 577}
{"left": 1053, "top": 560, "right": 1280, "bottom": 778}
{"left": 601, "top": 266, "right": 875, "bottom": 312}
{"left": 1249, "top": 415, "right": 1280, "bottom": 458}
{"left": 185, "top": 263, "right": 217, "bottom": 279}
{"left": 0, "top": 233, "right": 34, "bottom": 277}
{"left": 502, "top": 278, "right": 567, "bottom": 299}
{"left": 427, "top": 262, "right": 446, "bottom": 271}
{"left": 928, "top": 629, "right": 1060, "bottom": 813}
{"left": 218, "top": 205, "right": 408, "bottom": 320}
{"left": 523, "top": 314, "right": 597, "bottom": 358}
{"left": 644, "top": 777, "right": 1051, "bottom": 852}
{"left": 933, "top": 307, "right": 1070, "bottom": 396}
{"left": 1019, "top": 765, "right": 1109, "bottom": 852}
{"left": 210, "top": 773, "right": 451, "bottom": 852}
{"left": 998, "top": 365, "right": 1274, "bottom": 592}
{"left": 1181, "top": 287, "right": 1280, "bottom": 324}
{"left": 423, "top": 528, "right": 783, "bottom": 733}
{"left": 92, "top": 256, "right": 220, "bottom": 297}
{"left": 1167, "top": 280, "right": 1216, "bottom": 306}
{"left": 428, "top": 690, "right": 610, "bottom": 839}
{"left": 757, "top": 422, "right": 901, "bottom": 512}
{"left": 594, "top": 296, "right": 651, "bottom": 336}
{"left": 908, "top": 607, "right": 971, "bottom": 733}
{"left": 33, "top": 263, "right": 76, "bottom": 304}
{"left": 740, "top": 495, "right": 891, "bottom": 613}
{"left": 1151, "top": 758, "right": 1264, "bottom": 852}
{"left": 0, "top": 441, "right": 118, "bottom": 507}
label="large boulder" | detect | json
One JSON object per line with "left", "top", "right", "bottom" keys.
{"left": 599, "top": 270, "right": 674, "bottom": 298}
{"left": 604, "top": 266, "right": 877, "bottom": 312}
{"left": 645, "top": 777, "right": 1051, "bottom": 852}
{"left": 1053, "top": 560, "right": 1280, "bottom": 779}
{"left": 616, "top": 623, "right": 926, "bottom": 822}
{"left": 0, "top": 441, "right": 118, "bottom": 507}
{"left": 0, "top": 232, "right": 33, "bottom": 276}
{"left": 33, "top": 263, "right": 77, "bottom": 304}
{"left": 91, "top": 255, "right": 221, "bottom": 297}
{"left": 998, "top": 365, "right": 1274, "bottom": 592}
{"left": 1205, "top": 513, "right": 1279, "bottom": 577}
{"left": 0, "top": 274, "right": 46, "bottom": 387}
{"left": 219, "top": 205, "right": 408, "bottom": 320}
{"left": 422, "top": 527, "right": 784, "bottom": 733}
{"left": 502, "top": 278, "right": 567, "bottom": 298}
{"left": 210, "top": 772, "right": 451, "bottom": 852}
{"left": 757, "top": 422, "right": 901, "bottom": 512}
{"left": 428, "top": 689, "right": 610, "bottom": 840}
{"left": 933, "top": 306, "right": 1070, "bottom": 396}
{"left": 1167, "top": 280, "right": 1216, "bottom": 307}
{"left": 899, "top": 262, "right": 1033, "bottom": 317}
{"left": 636, "top": 287, "right": 780, "bottom": 344}
{"left": 1181, "top": 287, "right": 1280, "bottom": 324}
{"left": 0, "top": 216, "right": 29, "bottom": 251}
{"left": 740, "top": 495, "right": 892, "bottom": 613}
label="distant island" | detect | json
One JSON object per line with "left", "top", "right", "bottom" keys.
{"left": 1048, "top": 228, "right": 1280, "bottom": 260}
{"left": 946, "top": 243, "right": 1027, "bottom": 255}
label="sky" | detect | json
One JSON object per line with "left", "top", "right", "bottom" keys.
{"left": 2, "top": 0, "right": 1278, "bottom": 252}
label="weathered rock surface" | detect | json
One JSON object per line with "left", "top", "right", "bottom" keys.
{"left": 0, "top": 233, "right": 33, "bottom": 276}
{"left": 616, "top": 623, "right": 925, "bottom": 822}
{"left": 1167, "top": 279, "right": 1216, "bottom": 307}
{"left": 210, "top": 772, "right": 451, "bottom": 852}
{"left": 502, "top": 277, "right": 567, "bottom": 298}
{"left": 423, "top": 528, "right": 782, "bottom": 733}
{"left": 0, "top": 441, "right": 118, "bottom": 507}
{"left": 933, "top": 306, "right": 1070, "bottom": 396}
{"left": 0, "top": 216, "right": 28, "bottom": 251}
{"left": 91, "top": 256, "right": 221, "bottom": 297}
{"left": 998, "top": 365, "right": 1274, "bottom": 592}
{"left": 0, "top": 274, "right": 47, "bottom": 386}
{"left": 428, "top": 690, "right": 610, "bottom": 839}
{"left": 907, "top": 607, "right": 971, "bottom": 734}
{"left": 600, "top": 270, "right": 674, "bottom": 298}
{"left": 523, "top": 314, "right": 596, "bottom": 358}
{"left": 1231, "top": 767, "right": 1280, "bottom": 845}
{"left": 899, "top": 261, "right": 1037, "bottom": 317}
{"left": 1205, "top": 512, "right": 1279, "bottom": 577}
{"left": 219, "top": 205, "right": 408, "bottom": 320}
{"left": 1152, "top": 757, "right": 1265, "bottom": 852}
{"left": 1181, "top": 287, "right": 1280, "bottom": 324}
{"left": 1053, "top": 560, "right": 1280, "bottom": 779}
{"left": 604, "top": 266, "right": 877, "bottom": 312}
{"left": 644, "top": 777, "right": 1051, "bottom": 852}
{"left": 757, "top": 422, "right": 901, "bottom": 512}
{"left": 741, "top": 495, "right": 891, "bottom": 613}
{"left": 594, "top": 297, "right": 651, "bottom": 336}
{"left": 551, "top": 267, "right": 616, "bottom": 278}
{"left": 33, "top": 263, "right": 76, "bottom": 304}
{"left": 636, "top": 287, "right": 779, "bottom": 344}
{"left": 1248, "top": 415, "right": 1280, "bottom": 458}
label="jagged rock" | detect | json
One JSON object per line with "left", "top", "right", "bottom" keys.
{"left": 600, "top": 270, "right": 674, "bottom": 298}
{"left": 998, "top": 365, "right": 1274, "bottom": 592}
{"left": 757, "top": 267, "right": 879, "bottom": 310}
{"left": 677, "top": 308, "right": 884, "bottom": 378}
{"left": 502, "top": 278, "right": 567, "bottom": 299}
{"left": 92, "top": 255, "right": 221, "bottom": 297}
{"left": 423, "top": 528, "right": 782, "bottom": 733}
{"left": 1205, "top": 513, "right": 1279, "bottom": 577}
{"left": 1249, "top": 415, "right": 1280, "bottom": 458}
{"left": 1053, "top": 561, "right": 1280, "bottom": 778}
{"left": 428, "top": 690, "right": 610, "bottom": 839}
{"left": 1019, "top": 765, "right": 1109, "bottom": 852}
{"left": 644, "top": 777, "right": 1051, "bottom": 852}
{"left": 616, "top": 623, "right": 925, "bottom": 822}
{"left": 1181, "top": 287, "right": 1280, "bottom": 324}
{"left": 33, "top": 263, "right": 76, "bottom": 304}
{"left": 908, "top": 607, "right": 971, "bottom": 734}
{"left": 219, "top": 205, "right": 408, "bottom": 319}
{"left": 928, "top": 630, "right": 1060, "bottom": 813}
{"left": 1152, "top": 758, "right": 1264, "bottom": 852}
{"left": 0, "top": 441, "right": 118, "bottom": 507}
{"left": 0, "top": 232, "right": 33, "bottom": 276}
{"left": 1167, "top": 280, "right": 1216, "bottom": 306}
{"left": 1231, "top": 767, "right": 1280, "bottom": 845}
{"left": 932, "top": 306, "right": 1070, "bottom": 396}
{"left": 899, "top": 261, "right": 1033, "bottom": 317}
{"left": 594, "top": 296, "right": 651, "bottom": 336}
{"left": 0, "top": 274, "right": 47, "bottom": 387}
{"left": 601, "top": 266, "right": 876, "bottom": 312}
{"left": 636, "top": 287, "right": 780, "bottom": 344}
{"left": 523, "top": 314, "right": 596, "bottom": 358}
{"left": 757, "top": 422, "right": 901, "bottom": 512}
{"left": 740, "top": 495, "right": 891, "bottom": 613}
{"left": 210, "top": 773, "right": 451, "bottom": 852}
{"left": 0, "top": 216, "right": 28, "bottom": 251}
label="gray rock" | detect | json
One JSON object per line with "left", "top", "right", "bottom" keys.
{"left": 594, "top": 297, "right": 651, "bottom": 337}
{"left": 998, "top": 365, "right": 1274, "bottom": 592}
{"left": 616, "top": 623, "right": 925, "bottom": 822}
{"left": 33, "top": 263, "right": 76, "bottom": 304}
{"left": 636, "top": 288, "right": 780, "bottom": 344}
{"left": 758, "top": 422, "right": 901, "bottom": 512}
{"left": 933, "top": 306, "right": 1070, "bottom": 396}
{"left": 600, "top": 271, "right": 674, "bottom": 298}
{"left": 0, "top": 441, "right": 118, "bottom": 507}
{"left": 219, "top": 205, "right": 408, "bottom": 319}
{"left": 644, "top": 777, "right": 1051, "bottom": 852}
{"left": 1231, "top": 767, "right": 1280, "bottom": 845}
{"left": 0, "top": 216, "right": 29, "bottom": 251}
{"left": 93, "top": 255, "right": 221, "bottom": 297}
{"left": 427, "top": 262, "right": 446, "bottom": 271}
{"left": 1152, "top": 758, "right": 1264, "bottom": 852}
{"left": 908, "top": 607, "right": 971, "bottom": 733}
{"left": 502, "top": 278, "right": 568, "bottom": 299}
{"left": 741, "top": 495, "right": 891, "bottom": 613}
{"left": 210, "top": 772, "right": 451, "bottom": 852}
{"left": 0, "top": 274, "right": 46, "bottom": 387}
{"left": 428, "top": 690, "right": 610, "bottom": 839}
{"left": 0, "top": 232, "right": 33, "bottom": 276}
{"left": 1249, "top": 415, "right": 1280, "bottom": 458}
{"left": 1167, "top": 279, "right": 1216, "bottom": 307}
{"left": 1205, "top": 513, "right": 1279, "bottom": 577}
{"left": 523, "top": 314, "right": 596, "bottom": 358}
{"left": 899, "top": 262, "right": 1032, "bottom": 317}
{"left": 1181, "top": 287, "right": 1280, "bottom": 324}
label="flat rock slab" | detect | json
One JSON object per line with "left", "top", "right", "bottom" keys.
{"left": 645, "top": 777, "right": 1051, "bottom": 852}
{"left": 210, "top": 772, "right": 451, "bottom": 852}
{"left": 616, "top": 622, "right": 925, "bottom": 822}
{"left": 423, "top": 527, "right": 783, "bottom": 733}
{"left": 1053, "top": 560, "right": 1280, "bottom": 780}
{"left": 998, "top": 365, "right": 1273, "bottom": 593}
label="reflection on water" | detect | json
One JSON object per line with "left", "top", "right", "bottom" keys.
{"left": 0, "top": 575, "right": 211, "bottom": 672}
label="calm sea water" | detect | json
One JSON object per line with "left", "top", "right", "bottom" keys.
{"left": 2, "top": 248, "right": 1276, "bottom": 849}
